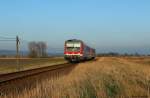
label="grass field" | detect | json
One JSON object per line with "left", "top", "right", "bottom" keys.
{"left": 0, "top": 57, "right": 66, "bottom": 74}
{"left": 1, "top": 57, "right": 150, "bottom": 98}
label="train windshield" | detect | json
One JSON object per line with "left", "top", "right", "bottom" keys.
{"left": 66, "top": 42, "right": 81, "bottom": 52}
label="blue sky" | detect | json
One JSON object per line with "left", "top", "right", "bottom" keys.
{"left": 0, "top": 0, "right": 150, "bottom": 54}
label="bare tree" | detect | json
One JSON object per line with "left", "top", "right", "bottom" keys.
{"left": 28, "top": 41, "right": 48, "bottom": 58}
{"left": 37, "top": 42, "right": 48, "bottom": 57}
{"left": 28, "top": 42, "right": 38, "bottom": 58}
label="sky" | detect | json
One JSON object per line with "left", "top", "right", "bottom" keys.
{"left": 0, "top": 0, "right": 150, "bottom": 54}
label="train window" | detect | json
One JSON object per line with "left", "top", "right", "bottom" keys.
{"left": 66, "top": 47, "right": 80, "bottom": 52}
{"left": 66, "top": 42, "right": 81, "bottom": 47}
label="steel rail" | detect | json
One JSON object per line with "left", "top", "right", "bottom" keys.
{"left": 0, "top": 63, "right": 72, "bottom": 84}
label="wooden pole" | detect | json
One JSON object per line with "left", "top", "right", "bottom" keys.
{"left": 16, "top": 36, "right": 20, "bottom": 71}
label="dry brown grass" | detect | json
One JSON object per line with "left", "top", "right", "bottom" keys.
{"left": 1, "top": 57, "right": 150, "bottom": 98}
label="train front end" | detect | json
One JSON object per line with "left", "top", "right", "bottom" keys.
{"left": 64, "top": 39, "right": 83, "bottom": 62}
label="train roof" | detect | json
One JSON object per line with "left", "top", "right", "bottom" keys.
{"left": 66, "top": 39, "right": 82, "bottom": 42}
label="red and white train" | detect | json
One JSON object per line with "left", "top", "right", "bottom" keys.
{"left": 64, "top": 39, "right": 96, "bottom": 62}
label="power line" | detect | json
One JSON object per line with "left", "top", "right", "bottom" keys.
{"left": 0, "top": 36, "right": 16, "bottom": 39}
{"left": 0, "top": 40, "right": 16, "bottom": 41}
{"left": 20, "top": 39, "right": 29, "bottom": 43}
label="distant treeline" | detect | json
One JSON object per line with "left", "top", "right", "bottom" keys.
{"left": 0, "top": 51, "right": 150, "bottom": 58}
{"left": 97, "top": 52, "right": 150, "bottom": 57}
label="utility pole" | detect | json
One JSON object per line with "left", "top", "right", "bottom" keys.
{"left": 16, "top": 36, "right": 20, "bottom": 71}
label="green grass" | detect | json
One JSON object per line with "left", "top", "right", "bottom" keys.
{"left": 103, "top": 74, "right": 121, "bottom": 98}
{"left": 77, "top": 78, "right": 97, "bottom": 98}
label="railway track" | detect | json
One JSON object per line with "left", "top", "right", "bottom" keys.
{"left": 0, "top": 59, "right": 96, "bottom": 96}
{"left": 0, "top": 63, "right": 72, "bottom": 84}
